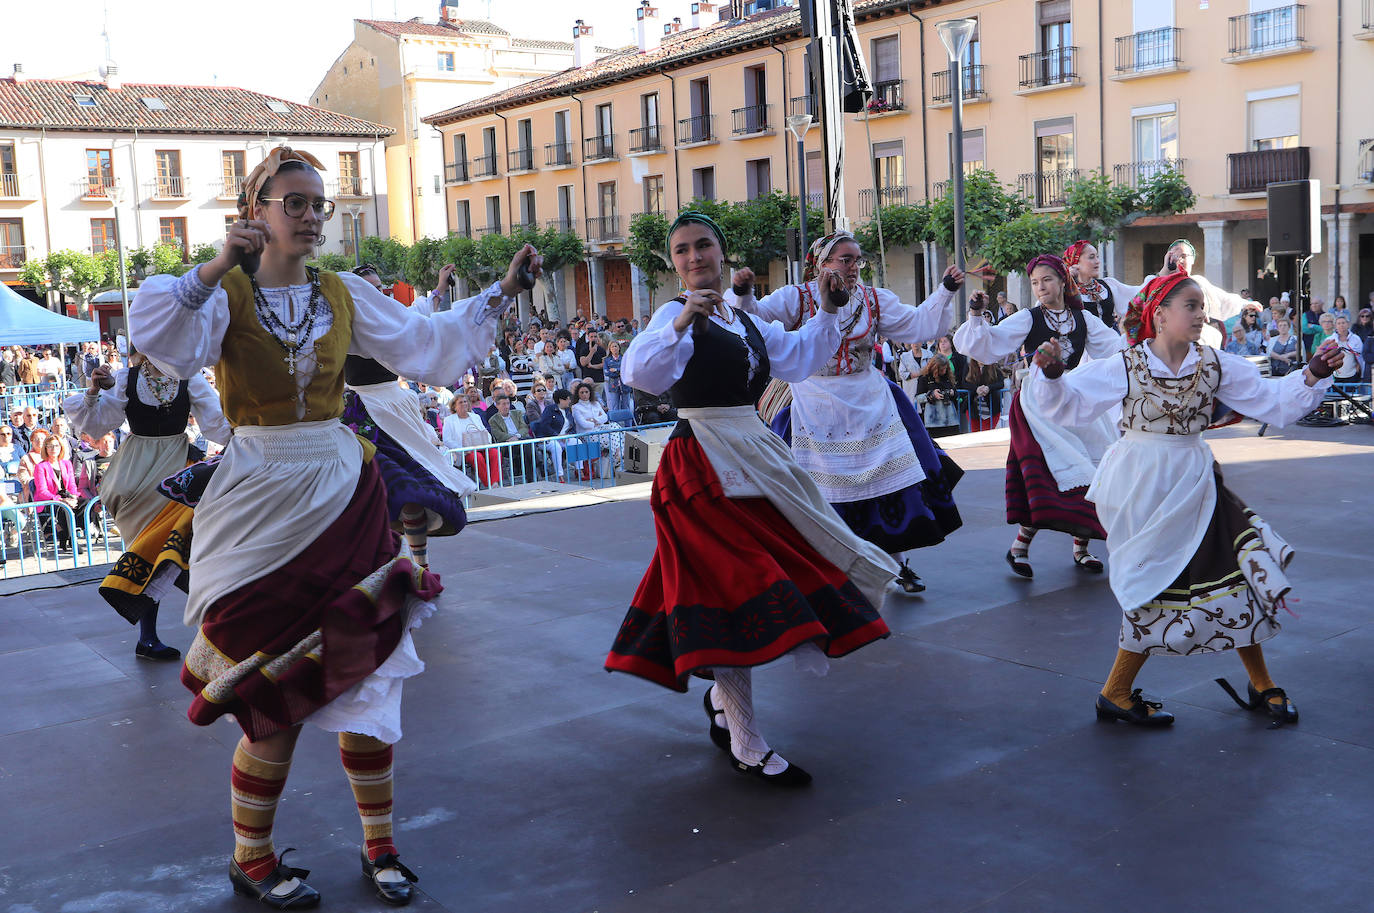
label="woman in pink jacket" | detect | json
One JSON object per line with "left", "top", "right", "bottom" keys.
{"left": 31, "top": 436, "right": 85, "bottom": 551}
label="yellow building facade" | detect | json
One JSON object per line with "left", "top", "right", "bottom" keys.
{"left": 426, "top": 0, "right": 1374, "bottom": 319}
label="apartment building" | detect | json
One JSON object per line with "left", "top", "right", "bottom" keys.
{"left": 310, "top": 0, "right": 608, "bottom": 244}
{"left": 0, "top": 68, "right": 391, "bottom": 329}
{"left": 426, "top": 0, "right": 1374, "bottom": 318}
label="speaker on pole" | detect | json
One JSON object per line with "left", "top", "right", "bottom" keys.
{"left": 1266, "top": 179, "right": 1321, "bottom": 257}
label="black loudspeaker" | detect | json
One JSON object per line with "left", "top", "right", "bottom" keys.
{"left": 1267, "top": 179, "right": 1321, "bottom": 256}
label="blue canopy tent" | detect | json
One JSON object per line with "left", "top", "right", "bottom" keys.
{"left": 0, "top": 283, "right": 100, "bottom": 346}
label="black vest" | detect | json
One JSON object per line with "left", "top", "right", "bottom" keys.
{"left": 344, "top": 354, "right": 399, "bottom": 386}
{"left": 125, "top": 365, "right": 191, "bottom": 437}
{"left": 1083, "top": 285, "right": 1116, "bottom": 332}
{"left": 668, "top": 307, "right": 771, "bottom": 409}
{"left": 1024, "top": 306, "right": 1090, "bottom": 370}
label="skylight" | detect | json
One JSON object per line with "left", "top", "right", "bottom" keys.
{"left": 266, "top": 101, "right": 291, "bottom": 114}
{"left": 141, "top": 97, "right": 167, "bottom": 111}
{"left": 73, "top": 94, "right": 97, "bottom": 107}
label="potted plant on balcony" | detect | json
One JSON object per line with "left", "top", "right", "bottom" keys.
{"left": 865, "top": 96, "right": 892, "bottom": 115}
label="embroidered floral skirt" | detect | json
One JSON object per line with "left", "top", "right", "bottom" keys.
{"left": 98, "top": 498, "right": 193, "bottom": 624}
{"left": 1005, "top": 391, "right": 1107, "bottom": 539}
{"left": 604, "top": 435, "right": 889, "bottom": 692}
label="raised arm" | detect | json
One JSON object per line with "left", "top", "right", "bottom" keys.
{"left": 1102, "top": 277, "right": 1145, "bottom": 321}
{"left": 1083, "top": 310, "right": 1129, "bottom": 359}
{"left": 1214, "top": 348, "right": 1332, "bottom": 427}
{"left": 752, "top": 309, "right": 841, "bottom": 382}
{"left": 62, "top": 368, "right": 131, "bottom": 438}
{"left": 727, "top": 283, "right": 804, "bottom": 328}
{"left": 622, "top": 300, "right": 693, "bottom": 395}
{"left": 1022, "top": 351, "right": 1128, "bottom": 427}
{"left": 129, "top": 271, "right": 232, "bottom": 379}
{"left": 875, "top": 284, "right": 955, "bottom": 345}
{"left": 953, "top": 308, "right": 1033, "bottom": 363}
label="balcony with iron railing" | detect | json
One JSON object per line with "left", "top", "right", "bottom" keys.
{"left": 472, "top": 154, "right": 499, "bottom": 179}
{"left": 858, "top": 185, "right": 908, "bottom": 216}
{"left": 731, "top": 104, "right": 772, "bottom": 136}
{"left": 333, "top": 177, "right": 367, "bottom": 197}
{"left": 546, "top": 217, "right": 577, "bottom": 234}
{"left": 1363, "top": 0, "right": 1374, "bottom": 34}
{"left": 0, "top": 246, "right": 25, "bottom": 269}
{"left": 1112, "top": 158, "right": 1185, "bottom": 189}
{"left": 1114, "top": 27, "right": 1182, "bottom": 76}
{"left": 931, "top": 67, "right": 986, "bottom": 106}
{"left": 1359, "top": 140, "right": 1374, "bottom": 184}
{"left": 865, "top": 79, "right": 907, "bottom": 115}
{"left": 630, "top": 125, "right": 664, "bottom": 154}
{"left": 76, "top": 176, "right": 116, "bottom": 200}
{"left": 1227, "top": 146, "right": 1309, "bottom": 194}
{"left": 586, "top": 215, "right": 622, "bottom": 242}
{"left": 933, "top": 179, "right": 949, "bottom": 198}
{"left": 584, "top": 135, "right": 616, "bottom": 162}
{"left": 218, "top": 176, "right": 246, "bottom": 199}
{"left": 789, "top": 95, "right": 819, "bottom": 122}
{"left": 1017, "top": 168, "right": 1080, "bottom": 208}
{"left": 1018, "top": 47, "right": 1079, "bottom": 91}
{"left": 1227, "top": 5, "right": 1308, "bottom": 59}
{"left": 677, "top": 114, "right": 717, "bottom": 146}
{"left": 507, "top": 148, "right": 536, "bottom": 173}
{"left": 147, "top": 175, "right": 190, "bottom": 200}
{"left": 475, "top": 224, "right": 502, "bottom": 237}
{"left": 545, "top": 142, "right": 574, "bottom": 167}
{"left": 0, "top": 173, "right": 29, "bottom": 199}
{"left": 450, "top": 224, "right": 472, "bottom": 239}
{"left": 445, "top": 161, "right": 470, "bottom": 184}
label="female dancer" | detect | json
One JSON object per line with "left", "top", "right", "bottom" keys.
{"left": 64, "top": 354, "right": 230, "bottom": 660}
{"left": 342, "top": 264, "right": 477, "bottom": 571}
{"left": 1063, "top": 240, "right": 1142, "bottom": 332}
{"left": 130, "top": 146, "right": 538, "bottom": 907}
{"left": 954, "top": 254, "right": 1123, "bottom": 578}
{"left": 606, "top": 213, "right": 896, "bottom": 786}
{"left": 1026, "top": 272, "right": 1340, "bottom": 726}
{"left": 730, "top": 232, "right": 966, "bottom": 594}
{"left": 1151, "top": 240, "right": 1249, "bottom": 348}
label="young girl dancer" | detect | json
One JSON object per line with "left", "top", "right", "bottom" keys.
{"left": 730, "top": 232, "right": 966, "bottom": 594}
{"left": 953, "top": 254, "right": 1123, "bottom": 578}
{"left": 1062, "top": 240, "right": 1143, "bottom": 332}
{"left": 606, "top": 213, "right": 896, "bottom": 786}
{"left": 130, "top": 146, "right": 539, "bottom": 907}
{"left": 1027, "top": 271, "right": 1339, "bottom": 726}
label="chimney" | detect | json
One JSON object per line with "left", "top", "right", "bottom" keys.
{"left": 11, "top": 63, "right": 25, "bottom": 83}
{"left": 104, "top": 63, "right": 121, "bottom": 91}
{"left": 573, "top": 20, "right": 594, "bottom": 68}
{"left": 664, "top": 16, "right": 681, "bottom": 36}
{"left": 635, "top": 1, "right": 661, "bottom": 53}
{"left": 689, "top": 1, "right": 717, "bottom": 29}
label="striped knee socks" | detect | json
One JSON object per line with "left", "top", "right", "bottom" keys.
{"left": 339, "top": 732, "right": 397, "bottom": 862}
{"left": 231, "top": 742, "right": 292, "bottom": 882}
{"left": 399, "top": 505, "right": 428, "bottom": 570}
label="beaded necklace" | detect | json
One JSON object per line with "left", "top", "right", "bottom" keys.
{"left": 250, "top": 267, "right": 324, "bottom": 378}
{"left": 1145, "top": 342, "right": 1208, "bottom": 423}
{"left": 141, "top": 363, "right": 180, "bottom": 406}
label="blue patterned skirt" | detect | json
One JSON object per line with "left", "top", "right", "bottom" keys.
{"left": 770, "top": 378, "right": 963, "bottom": 554}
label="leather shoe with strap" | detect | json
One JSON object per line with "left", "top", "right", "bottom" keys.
{"left": 229, "top": 849, "right": 321, "bottom": 909}
{"left": 362, "top": 848, "right": 419, "bottom": 906}
{"left": 1216, "top": 678, "right": 1299, "bottom": 727}
{"left": 1095, "top": 689, "right": 1175, "bottom": 727}
{"left": 702, "top": 687, "right": 730, "bottom": 753}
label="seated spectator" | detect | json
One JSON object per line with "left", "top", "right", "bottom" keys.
{"left": 1328, "top": 317, "right": 1365, "bottom": 385}
{"left": 525, "top": 381, "right": 551, "bottom": 420}
{"left": 961, "top": 358, "right": 1005, "bottom": 431}
{"left": 508, "top": 339, "right": 536, "bottom": 395}
{"left": 1354, "top": 308, "right": 1374, "bottom": 342}
{"left": 14, "top": 407, "right": 38, "bottom": 452}
{"left": 554, "top": 336, "right": 578, "bottom": 389}
{"left": 633, "top": 387, "right": 677, "bottom": 426}
{"left": 1224, "top": 324, "right": 1261, "bottom": 357}
{"left": 1330, "top": 295, "right": 1353, "bottom": 323}
{"left": 916, "top": 357, "right": 959, "bottom": 438}
{"left": 534, "top": 340, "right": 561, "bottom": 382}
{"left": 530, "top": 388, "right": 576, "bottom": 482}
{"left": 571, "top": 381, "right": 624, "bottom": 477}
{"left": 486, "top": 393, "right": 537, "bottom": 480}
{"left": 1268, "top": 320, "right": 1300, "bottom": 376}
{"left": 0, "top": 425, "right": 18, "bottom": 476}
{"left": 442, "top": 395, "right": 500, "bottom": 487}
{"left": 1237, "top": 307, "right": 1267, "bottom": 350}
{"left": 17, "top": 428, "right": 50, "bottom": 499}
{"left": 31, "top": 436, "right": 85, "bottom": 550}
{"left": 50, "top": 415, "right": 80, "bottom": 461}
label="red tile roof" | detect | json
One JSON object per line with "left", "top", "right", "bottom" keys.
{"left": 0, "top": 78, "right": 393, "bottom": 136}
{"left": 424, "top": 0, "right": 919, "bottom": 126}
{"left": 358, "top": 17, "right": 505, "bottom": 38}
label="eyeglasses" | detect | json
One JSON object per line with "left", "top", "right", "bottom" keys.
{"left": 823, "top": 256, "right": 867, "bottom": 269}
{"left": 259, "top": 193, "right": 336, "bottom": 220}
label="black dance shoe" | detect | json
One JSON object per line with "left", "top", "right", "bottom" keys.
{"left": 229, "top": 850, "right": 321, "bottom": 909}
{"left": 702, "top": 688, "right": 731, "bottom": 753}
{"left": 730, "top": 750, "right": 812, "bottom": 787}
{"left": 1095, "top": 689, "right": 1175, "bottom": 727}
{"left": 135, "top": 641, "right": 181, "bottom": 661}
{"left": 1005, "top": 550, "right": 1033, "bottom": 578}
{"left": 1073, "top": 552, "right": 1105, "bottom": 573}
{"left": 361, "top": 849, "right": 419, "bottom": 907}
{"left": 896, "top": 564, "right": 926, "bottom": 594}
{"left": 1216, "top": 679, "right": 1299, "bottom": 727}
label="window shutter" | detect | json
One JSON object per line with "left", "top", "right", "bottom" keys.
{"left": 1038, "top": 0, "right": 1071, "bottom": 25}
{"left": 1248, "top": 95, "right": 1299, "bottom": 142}
{"left": 871, "top": 36, "right": 900, "bottom": 82}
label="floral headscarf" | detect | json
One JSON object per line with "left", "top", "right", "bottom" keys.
{"left": 803, "top": 231, "right": 859, "bottom": 282}
{"left": 1062, "top": 240, "right": 1095, "bottom": 297}
{"left": 236, "top": 146, "right": 326, "bottom": 220}
{"left": 1124, "top": 269, "right": 1195, "bottom": 344}
{"left": 1025, "top": 254, "right": 1083, "bottom": 310}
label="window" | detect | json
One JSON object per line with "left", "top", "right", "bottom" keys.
{"left": 438, "top": 51, "right": 456, "bottom": 72}
{"left": 743, "top": 65, "right": 767, "bottom": 120}
{"left": 453, "top": 134, "right": 468, "bottom": 165}
{"left": 155, "top": 150, "right": 182, "bottom": 196}
{"left": 90, "top": 218, "right": 116, "bottom": 253}
{"left": 1132, "top": 104, "right": 1179, "bottom": 163}
{"left": 692, "top": 166, "right": 716, "bottom": 201}
{"left": 690, "top": 78, "right": 710, "bottom": 118}
{"left": 266, "top": 100, "right": 291, "bottom": 114}
{"left": 86, "top": 149, "right": 113, "bottom": 196}
{"left": 746, "top": 158, "right": 771, "bottom": 199}
{"left": 0, "top": 143, "right": 15, "bottom": 197}
{"left": 0, "top": 219, "right": 24, "bottom": 268}
{"left": 598, "top": 181, "right": 617, "bottom": 220}
{"left": 1033, "top": 117, "right": 1076, "bottom": 206}
{"left": 515, "top": 118, "right": 533, "bottom": 170}
{"left": 485, "top": 195, "right": 502, "bottom": 232}
{"left": 1132, "top": 0, "right": 1175, "bottom": 69}
{"left": 872, "top": 140, "right": 905, "bottom": 191}
{"left": 948, "top": 129, "right": 986, "bottom": 173}
{"left": 1249, "top": 0, "right": 1299, "bottom": 51}
{"left": 341, "top": 212, "right": 365, "bottom": 257}
{"left": 1038, "top": 0, "right": 1073, "bottom": 82}
{"left": 641, "top": 93, "right": 659, "bottom": 130}
{"left": 1248, "top": 87, "right": 1299, "bottom": 150}
{"left": 520, "top": 190, "right": 537, "bottom": 227}
{"left": 338, "top": 152, "right": 361, "bottom": 195}
{"left": 806, "top": 151, "right": 823, "bottom": 205}
{"left": 141, "top": 96, "right": 167, "bottom": 111}
{"left": 455, "top": 200, "right": 472, "bottom": 237}
{"left": 482, "top": 126, "right": 497, "bottom": 172}
{"left": 595, "top": 103, "right": 613, "bottom": 139}
{"left": 221, "top": 151, "right": 246, "bottom": 196}
{"left": 556, "top": 185, "right": 575, "bottom": 231}
{"left": 643, "top": 175, "right": 665, "bottom": 214}
{"left": 555, "top": 110, "right": 571, "bottom": 146}
{"left": 73, "top": 94, "right": 96, "bottom": 107}
{"left": 159, "top": 217, "right": 188, "bottom": 260}
{"left": 871, "top": 35, "right": 900, "bottom": 85}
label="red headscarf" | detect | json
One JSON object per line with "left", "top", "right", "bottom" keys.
{"left": 1125, "top": 270, "right": 1194, "bottom": 344}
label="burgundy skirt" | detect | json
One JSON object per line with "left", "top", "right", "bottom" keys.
{"left": 1004, "top": 391, "right": 1106, "bottom": 540}
{"left": 605, "top": 435, "right": 889, "bottom": 692}
{"left": 180, "top": 460, "right": 442, "bottom": 741}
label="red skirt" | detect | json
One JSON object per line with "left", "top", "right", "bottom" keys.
{"left": 1004, "top": 391, "right": 1106, "bottom": 540}
{"left": 181, "top": 460, "right": 442, "bottom": 741}
{"left": 605, "top": 436, "right": 889, "bottom": 692}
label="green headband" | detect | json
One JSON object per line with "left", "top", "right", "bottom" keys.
{"left": 1169, "top": 239, "right": 1196, "bottom": 257}
{"left": 667, "top": 211, "right": 728, "bottom": 254}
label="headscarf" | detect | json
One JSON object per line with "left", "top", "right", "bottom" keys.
{"left": 236, "top": 146, "right": 326, "bottom": 220}
{"left": 1062, "top": 240, "right": 1096, "bottom": 298}
{"left": 1025, "top": 254, "right": 1082, "bottom": 310}
{"left": 1168, "top": 238, "right": 1196, "bottom": 259}
{"left": 803, "top": 231, "right": 858, "bottom": 282}
{"left": 1124, "top": 269, "right": 1194, "bottom": 344}
{"left": 666, "top": 211, "right": 727, "bottom": 255}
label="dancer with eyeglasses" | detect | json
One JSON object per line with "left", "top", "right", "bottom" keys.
{"left": 729, "top": 231, "right": 966, "bottom": 595}
{"left": 130, "top": 146, "right": 537, "bottom": 908}
{"left": 954, "top": 254, "right": 1124, "bottom": 578}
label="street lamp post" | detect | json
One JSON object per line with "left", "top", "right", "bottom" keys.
{"left": 347, "top": 205, "right": 364, "bottom": 267}
{"left": 786, "top": 112, "right": 815, "bottom": 285}
{"left": 937, "top": 18, "right": 978, "bottom": 316}
{"left": 109, "top": 181, "right": 131, "bottom": 341}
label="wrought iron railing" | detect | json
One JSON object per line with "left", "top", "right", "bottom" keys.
{"left": 931, "top": 67, "right": 985, "bottom": 105}
{"left": 731, "top": 104, "right": 772, "bottom": 135}
{"left": 77, "top": 176, "right": 116, "bottom": 199}
{"left": 335, "top": 177, "right": 366, "bottom": 197}
{"left": 545, "top": 142, "right": 574, "bottom": 167}
{"left": 1112, "top": 158, "right": 1185, "bottom": 188}
{"left": 630, "top": 125, "right": 664, "bottom": 153}
{"left": 866, "top": 79, "right": 906, "bottom": 113}
{"left": 1017, "top": 168, "right": 1080, "bottom": 208}
{"left": 1227, "top": 147, "right": 1310, "bottom": 194}
{"left": 445, "top": 161, "right": 470, "bottom": 183}
{"left": 472, "top": 154, "right": 498, "bottom": 178}
{"left": 677, "top": 114, "right": 716, "bottom": 145}
{"left": 507, "top": 148, "right": 536, "bottom": 172}
{"left": 148, "top": 175, "right": 189, "bottom": 198}
{"left": 0, "top": 245, "right": 26, "bottom": 269}
{"left": 1359, "top": 140, "right": 1374, "bottom": 184}
{"left": 1115, "top": 27, "right": 1182, "bottom": 73}
{"left": 1018, "top": 47, "right": 1078, "bottom": 89}
{"left": 585, "top": 215, "right": 622, "bottom": 241}
{"left": 546, "top": 217, "right": 577, "bottom": 234}
{"left": 584, "top": 135, "right": 616, "bottom": 161}
{"left": 1228, "top": 4, "right": 1305, "bottom": 56}
{"left": 219, "top": 176, "right": 245, "bottom": 197}
{"left": 789, "top": 95, "right": 819, "bottom": 121}
{"left": 858, "top": 185, "right": 909, "bottom": 216}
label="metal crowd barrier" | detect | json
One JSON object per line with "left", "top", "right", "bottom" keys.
{"left": 0, "top": 495, "right": 122, "bottom": 580}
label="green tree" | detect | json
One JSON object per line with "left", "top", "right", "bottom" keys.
{"left": 312, "top": 252, "right": 354, "bottom": 272}
{"left": 18, "top": 250, "right": 115, "bottom": 318}
{"left": 190, "top": 243, "right": 219, "bottom": 265}
{"left": 402, "top": 236, "right": 449, "bottom": 291}
{"left": 929, "top": 170, "right": 1028, "bottom": 260}
{"left": 149, "top": 243, "right": 189, "bottom": 277}
{"left": 358, "top": 236, "right": 410, "bottom": 280}
{"left": 532, "top": 226, "right": 585, "bottom": 319}
{"left": 626, "top": 211, "right": 671, "bottom": 304}
{"left": 1139, "top": 166, "right": 1196, "bottom": 216}
{"left": 980, "top": 212, "right": 1077, "bottom": 277}
{"left": 728, "top": 191, "right": 798, "bottom": 276}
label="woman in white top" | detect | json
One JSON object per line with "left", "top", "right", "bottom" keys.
{"left": 1063, "top": 240, "right": 1143, "bottom": 331}
{"left": 570, "top": 380, "right": 623, "bottom": 476}
{"left": 1146, "top": 240, "right": 1250, "bottom": 348}
{"left": 441, "top": 393, "right": 499, "bottom": 486}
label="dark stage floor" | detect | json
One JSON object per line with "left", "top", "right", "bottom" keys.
{"left": 1, "top": 423, "right": 1370, "bottom": 913}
